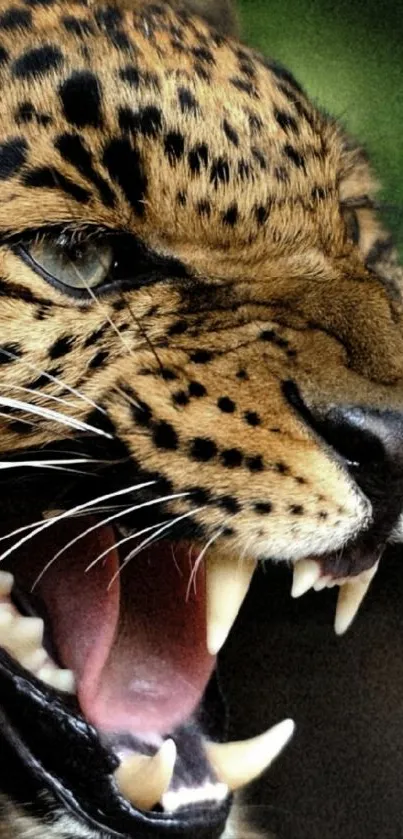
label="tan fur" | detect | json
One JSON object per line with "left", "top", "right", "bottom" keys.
{"left": 0, "top": 0, "right": 402, "bottom": 836}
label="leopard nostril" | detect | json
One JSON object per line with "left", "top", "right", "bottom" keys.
{"left": 282, "top": 380, "right": 403, "bottom": 467}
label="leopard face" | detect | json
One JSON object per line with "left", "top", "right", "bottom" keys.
{"left": 0, "top": 0, "right": 402, "bottom": 837}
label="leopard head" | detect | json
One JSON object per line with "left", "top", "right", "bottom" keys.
{"left": 0, "top": 0, "right": 402, "bottom": 837}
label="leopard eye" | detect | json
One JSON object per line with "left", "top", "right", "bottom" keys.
{"left": 25, "top": 238, "right": 113, "bottom": 291}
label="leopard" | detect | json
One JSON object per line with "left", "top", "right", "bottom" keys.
{"left": 0, "top": 0, "right": 402, "bottom": 837}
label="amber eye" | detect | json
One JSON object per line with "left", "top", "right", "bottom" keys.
{"left": 25, "top": 237, "right": 113, "bottom": 291}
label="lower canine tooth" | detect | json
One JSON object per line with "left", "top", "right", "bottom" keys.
{"left": 0, "top": 571, "right": 13, "bottom": 596}
{"left": 37, "top": 665, "right": 76, "bottom": 693}
{"left": 291, "top": 559, "right": 321, "bottom": 598}
{"left": 206, "top": 552, "right": 257, "bottom": 655}
{"left": 334, "top": 562, "right": 379, "bottom": 636}
{"left": 206, "top": 718, "right": 295, "bottom": 791}
{"left": 114, "top": 739, "right": 176, "bottom": 811}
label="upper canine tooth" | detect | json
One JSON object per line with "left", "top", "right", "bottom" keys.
{"left": 37, "top": 665, "right": 76, "bottom": 693}
{"left": 114, "top": 739, "right": 177, "bottom": 811}
{"left": 291, "top": 559, "right": 321, "bottom": 598}
{"left": 0, "top": 571, "right": 13, "bottom": 596}
{"left": 206, "top": 553, "right": 257, "bottom": 655}
{"left": 334, "top": 562, "right": 379, "bottom": 636}
{"left": 206, "top": 718, "right": 295, "bottom": 791}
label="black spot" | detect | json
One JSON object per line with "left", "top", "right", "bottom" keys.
{"left": 264, "top": 58, "right": 304, "bottom": 94}
{"left": 153, "top": 420, "right": 178, "bottom": 450}
{"left": 311, "top": 185, "right": 326, "bottom": 200}
{"left": 55, "top": 133, "right": 115, "bottom": 207}
{"left": 49, "top": 335, "right": 74, "bottom": 359}
{"left": 275, "top": 109, "right": 299, "bottom": 134}
{"left": 0, "top": 7, "right": 31, "bottom": 30}
{"left": 244, "top": 411, "right": 260, "bottom": 426}
{"left": 236, "top": 368, "right": 248, "bottom": 380}
{"left": 108, "top": 28, "right": 131, "bottom": 51}
{"left": 173, "top": 390, "right": 189, "bottom": 406}
{"left": 276, "top": 462, "right": 289, "bottom": 474}
{"left": 63, "top": 15, "right": 94, "bottom": 36}
{"left": 248, "top": 112, "right": 263, "bottom": 133}
{"left": 176, "top": 190, "right": 186, "bottom": 206}
{"left": 168, "top": 319, "right": 188, "bottom": 336}
{"left": 295, "top": 476, "right": 307, "bottom": 485}
{"left": 190, "top": 349, "right": 213, "bottom": 364}
{"left": 194, "top": 63, "right": 211, "bottom": 82}
{"left": 254, "top": 501, "right": 272, "bottom": 514}
{"left": 0, "top": 343, "right": 22, "bottom": 363}
{"left": 131, "top": 400, "right": 152, "bottom": 427}
{"left": 13, "top": 45, "right": 63, "bottom": 79}
{"left": 23, "top": 166, "right": 90, "bottom": 203}
{"left": 60, "top": 71, "right": 103, "bottom": 128}
{"left": 246, "top": 455, "right": 264, "bottom": 472}
{"left": 210, "top": 157, "right": 230, "bottom": 188}
{"left": 230, "top": 77, "right": 257, "bottom": 97}
{"left": 254, "top": 204, "right": 270, "bottom": 226}
{"left": 188, "top": 143, "right": 209, "bottom": 175}
{"left": 164, "top": 131, "right": 185, "bottom": 164}
{"left": 260, "top": 329, "right": 289, "bottom": 349}
{"left": 284, "top": 144, "right": 306, "bottom": 170}
{"left": 24, "top": 0, "right": 54, "bottom": 6}
{"left": 290, "top": 504, "right": 304, "bottom": 515}
{"left": 222, "top": 119, "right": 239, "bottom": 146}
{"left": 119, "top": 105, "right": 163, "bottom": 138}
{"left": 190, "top": 437, "right": 217, "bottom": 462}
{"left": 219, "top": 495, "right": 240, "bottom": 514}
{"left": 192, "top": 46, "right": 214, "bottom": 63}
{"left": 188, "top": 486, "right": 211, "bottom": 505}
{"left": 95, "top": 5, "right": 122, "bottom": 28}
{"left": 103, "top": 139, "right": 147, "bottom": 215}
{"left": 0, "top": 46, "right": 9, "bottom": 65}
{"left": 83, "top": 324, "right": 109, "bottom": 347}
{"left": 318, "top": 511, "right": 328, "bottom": 520}
{"left": 221, "top": 448, "right": 243, "bottom": 468}
{"left": 197, "top": 199, "right": 211, "bottom": 217}
{"left": 178, "top": 86, "right": 198, "bottom": 114}
{"left": 89, "top": 350, "right": 109, "bottom": 369}
{"left": 160, "top": 367, "right": 177, "bottom": 381}
{"left": 217, "top": 396, "right": 235, "bottom": 413}
{"left": 251, "top": 147, "right": 267, "bottom": 169}
{"left": 119, "top": 65, "right": 140, "bottom": 87}
{"left": 189, "top": 381, "right": 206, "bottom": 397}
{"left": 222, "top": 203, "right": 238, "bottom": 227}
{"left": 238, "top": 160, "right": 251, "bottom": 180}
{"left": 0, "top": 138, "right": 27, "bottom": 180}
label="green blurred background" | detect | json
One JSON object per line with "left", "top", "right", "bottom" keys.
{"left": 238, "top": 0, "right": 403, "bottom": 249}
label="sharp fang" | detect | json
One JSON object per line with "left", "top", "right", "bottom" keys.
{"left": 206, "top": 718, "right": 295, "bottom": 791}
{"left": 37, "top": 665, "right": 76, "bottom": 693}
{"left": 0, "top": 571, "right": 13, "bottom": 596}
{"left": 334, "top": 562, "right": 379, "bottom": 636}
{"left": 206, "top": 553, "right": 257, "bottom": 655}
{"left": 114, "top": 739, "right": 177, "bottom": 811}
{"left": 291, "top": 559, "right": 321, "bottom": 598}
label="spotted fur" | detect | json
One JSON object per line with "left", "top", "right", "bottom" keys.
{"left": 0, "top": 0, "right": 402, "bottom": 836}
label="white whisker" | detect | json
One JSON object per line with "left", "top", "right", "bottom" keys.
{"left": 0, "top": 458, "right": 96, "bottom": 470}
{"left": 0, "top": 397, "right": 112, "bottom": 438}
{"left": 186, "top": 528, "right": 224, "bottom": 600}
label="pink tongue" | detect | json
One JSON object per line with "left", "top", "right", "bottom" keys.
{"left": 18, "top": 521, "right": 215, "bottom": 735}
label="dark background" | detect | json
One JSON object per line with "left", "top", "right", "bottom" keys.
{"left": 221, "top": 4, "right": 403, "bottom": 837}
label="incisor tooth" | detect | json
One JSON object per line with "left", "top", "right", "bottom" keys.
{"left": 0, "top": 571, "right": 13, "bottom": 596}
{"left": 291, "top": 559, "right": 321, "bottom": 598}
{"left": 206, "top": 553, "right": 257, "bottom": 655}
{"left": 114, "top": 739, "right": 176, "bottom": 811}
{"left": 206, "top": 718, "right": 295, "bottom": 791}
{"left": 37, "top": 665, "right": 76, "bottom": 693}
{"left": 334, "top": 562, "right": 379, "bottom": 636}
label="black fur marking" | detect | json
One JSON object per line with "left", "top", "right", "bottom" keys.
{"left": 217, "top": 397, "right": 235, "bottom": 413}
{"left": 254, "top": 501, "right": 272, "bottom": 514}
{"left": 89, "top": 350, "right": 109, "bottom": 369}
{"left": 0, "top": 343, "right": 22, "bottom": 363}
{"left": 284, "top": 144, "right": 306, "bottom": 170}
{"left": 275, "top": 109, "right": 299, "bottom": 134}
{"left": 230, "top": 77, "right": 257, "bottom": 97}
{"left": 0, "top": 46, "right": 9, "bottom": 65}
{"left": 48, "top": 335, "right": 74, "bottom": 359}
{"left": 254, "top": 204, "right": 270, "bottom": 225}
{"left": 221, "top": 448, "right": 243, "bottom": 468}
{"left": 190, "top": 437, "right": 217, "bottom": 461}
{"left": 290, "top": 504, "right": 304, "bottom": 515}
{"left": 0, "top": 7, "right": 31, "bottom": 30}
{"left": 246, "top": 455, "right": 264, "bottom": 472}
{"left": 60, "top": 71, "right": 103, "bottom": 128}
{"left": 103, "top": 139, "right": 147, "bottom": 215}
{"left": 22, "top": 166, "right": 90, "bottom": 203}
{"left": 16, "top": 102, "right": 52, "bottom": 126}
{"left": 190, "top": 350, "right": 213, "bottom": 364}
{"left": 131, "top": 400, "right": 152, "bottom": 427}
{"left": 164, "top": 131, "right": 185, "bottom": 164}
{"left": 173, "top": 390, "right": 189, "bottom": 406}
{"left": 218, "top": 495, "right": 240, "bottom": 514}
{"left": 210, "top": 157, "right": 230, "bottom": 188}
{"left": 118, "top": 105, "right": 163, "bottom": 138}
{"left": 244, "top": 411, "right": 261, "bottom": 426}
{"left": 197, "top": 199, "right": 211, "bottom": 217}
{"left": 192, "top": 46, "right": 214, "bottom": 64}
{"left": 168, "top": 319, "right": 188, "bottom": 335}
{"left": 178, "top": 86, "right": 199, "bottom": 114}
{"left": 188, "top": 143, "right": 209, "bottom": 175}
{"left": 0, "top": 138, "right": 27, "bottom": 180}
{"left": 222, "top": 203, "right": 238, "bottom": 226}
{"left": 189, "top": 382, "right": 206, "bottom": 398}
{"left": 222, "top": 119, "right": 239, "bottom": 146}
{"left": 13, "top": 45, "right": 63, "bottom": 78}
{"left": 63, "top": 16, "right": 95, "bottom": 36}
{"left": 152, "top": 420, "right": 179, "bottom": 450}
{"left": 55, "top": 133, "right": 116, "bottom": 207}
{"left": 251, "top": 147, "right": 267, "bottom": 169}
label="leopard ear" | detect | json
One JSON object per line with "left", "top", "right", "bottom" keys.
{"left": 169, "top": 0, "right": 239, "bottom": 36}
{"left": 339, "top": 136, "right": 403, "bottom": 291}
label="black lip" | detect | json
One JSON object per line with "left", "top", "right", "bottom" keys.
{"left": 0, "top": 650, "right": 231, "bottom": 838}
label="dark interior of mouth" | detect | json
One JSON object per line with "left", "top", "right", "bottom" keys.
{"left": 0, "top": 518, "right": 231, "bottom": 836}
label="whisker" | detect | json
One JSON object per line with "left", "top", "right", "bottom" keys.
{"left": 84, "top": 519, "right": 169, "bottom": 575}
{"left": 186, "top": 528, "right": 224, "bottom": 600}
{"left": 0, "top": 347, "right": 106, "bottom": 416}
{"left": 0, "top": 397, "right": 112, "bottom": 438}
{"left": 0, "top": 480, "right": 156, "bottom": 563}
{"left": 33, "top": 491, "right": 191, "bottom": 588}
{"left": 0, "top": 458, "right": 97, "bottom": 470}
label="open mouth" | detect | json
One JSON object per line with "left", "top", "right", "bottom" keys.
{"left": 0, "top": 508, "right": 294, "bottom": 838}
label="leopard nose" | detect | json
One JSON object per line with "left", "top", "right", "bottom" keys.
{"left": 282, "top": 380, "right": 403, "bottom": 468}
